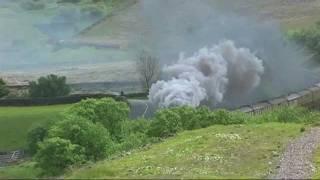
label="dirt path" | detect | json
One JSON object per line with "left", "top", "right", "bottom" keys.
{"left": 273, "top": 127, "right": 320, "bottom": 179}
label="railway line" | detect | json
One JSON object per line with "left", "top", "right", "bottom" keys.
{"left": 129, "top": 82, "right": 320, "bottom": 118}
{"left": 237, "top": 82, "right": 320, "bottom": 114}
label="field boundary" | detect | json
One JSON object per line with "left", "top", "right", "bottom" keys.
{"left": 0, "top": 94, "right": 126, "bottom": 106}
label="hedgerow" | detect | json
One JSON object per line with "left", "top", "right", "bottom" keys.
{"left": 28, "top": 98, "right": 317, "bottom": 175}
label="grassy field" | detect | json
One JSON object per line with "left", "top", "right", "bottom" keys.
{"left": 66, "top": 123, "right": 304, "bottom": 179}
{"left": 0, "top": 105, "right": 71, "bottom": 151}
{"left": 0, "top": 162, "right": 41, "bottom": 179}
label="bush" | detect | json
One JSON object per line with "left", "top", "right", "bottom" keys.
{"left": 67, "top": 98, "right": 129, "bottom": 140}
{"left": 35, "top": 137, "right": 85, "bottom": 175}
{"left": 212, "top": 109, "right": 246, "bottom": 125}
{"left": 121, "top": 118, "right": 151, "bottom": 136}
{"left": 148, "top": 109, "right": 183, "bottom": 138}
{"left": 29, "top": 74, "right": 70, "bottom": 98}
{"left": 169, "top": 106, "right": 201, "bottom": 130}
{"left": 0, "top": 79, "right": 9, "bottom": 98}
{"left": 117, "top": 119, "right": 153, "bottom": 151}
{"left": 288, "top": 22, "right": 320, "bottom": 61}
{"left": 196, "top": 106, "right": 216, "bottom": 128}
{"left": 49, "top": 116, "right": 113, "bottom": 161}
{"left": 116, "top": 132, "right": 151, "bottom": 152}
{"left": 256, "top": 106, "right": 309, "bottom": 123}
{"left": 27, "top": 126, "right": 48, "bottom": 155}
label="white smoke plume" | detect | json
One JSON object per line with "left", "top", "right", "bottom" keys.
{"left": 149, "top": 40, "right": 264, "bottom": 108}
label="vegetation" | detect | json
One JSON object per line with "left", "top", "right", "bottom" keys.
{"left": 136, "top": 51, "right": 160, "bottom": 92}
{"left": 30, "top": 98, "right": 135, "bottom": 175}
{"left": 0, "top": 162, "right": 41, "bottom": 179}
{"left": 288, "top": 22, "right": 320, "bottom": 62}
{"left": 27, "top": 126, "right": 48, "bottom": 155}
{"left": 0, "top": 78, "right": 9, "bottom": 98}
{"left": 48, "top": 116, "right": 113, "bottom": 161}
{"left": 29, "top": 74, "right": 71, "bottom": 98}
{"left": 66, "top": 98, "right": 129, "bottom": 140}
{"left": 313, "top": 148, "right": 320, "bottom": 179}
{"left": 0, "top": 95, "right": 319, "bottom": 178}
{"left": 0, "top": 105, "right": 70, "bottom": 151}
{"left": 25, "top": 100, "right": 319, "bottom": 176}
{"left": 35, "top": 137, "right": 86, "bottom": 175}
{"left": 68, "top": 123, "right": 304, "bottom": 179}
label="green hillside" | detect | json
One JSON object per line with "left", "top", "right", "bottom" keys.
{"left": 67, "top": 123, "right": 304, "bottom": 179}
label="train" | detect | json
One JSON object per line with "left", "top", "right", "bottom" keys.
{"left": 236, "top": 82, "right": 320, "bottom": 114}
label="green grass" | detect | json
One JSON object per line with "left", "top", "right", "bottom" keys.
{"left": 0, "top": 105, "right": 71, "bottom": 151}
{"left": 67, "top": 123, "right": 304, "bottom": 179}
{"left": 0, "top": 162, "right": 41, "bottom": 179}
{"left": 312, "top": 148, "right": 320, "bottom": 179}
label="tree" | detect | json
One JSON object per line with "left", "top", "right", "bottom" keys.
{"left": 288, "top": 22, "right": 320, "bottom": 62}
{"left": 35, "top": 137, "right": 85, "bottom": 175}
{"left": 66, "top": 98, "right": 130, "bottom": 140}
{"left": 29, "top": 74, "right": 70, "bottom": 97}
{"left": 48, "top": 116, "right": 113, "bottom": 161}
{"left": 0, "top": 79, "right": 9, "bottom": 98}
{"left": 27, "top": 126, "right": 48, "bottom": 155}
{"left": 136, "top": 51, "right": 160, "bottom": 92}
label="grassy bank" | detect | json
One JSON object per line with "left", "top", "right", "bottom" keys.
{"left": 0, "top": 162, "right": 41, "bottom": 179}
{"left": 67, "top": 123, "right": 304, "bottom": 179}
{"left": 0, "top": 105, "right": 71, "bottom": 151}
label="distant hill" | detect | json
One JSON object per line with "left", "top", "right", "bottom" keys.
{"left": 77, "top": 0, "right": 320, "bottom": 45}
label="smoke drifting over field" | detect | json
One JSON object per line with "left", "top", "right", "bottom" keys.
{"left": 149, "top": 40, "right": 264, "bottom": 108}
{"left": 137, "top": 0, "right": 319, "bottom": 108}
{"left": 0, "top": 1, "right": 110, "bottom": 71}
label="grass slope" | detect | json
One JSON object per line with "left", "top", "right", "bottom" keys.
{"left": 0, "top": 162, "right": 41, "bottom": 179}
{"left": 68, "top": 123, "right": 304, "bottom": 179}
{"left": 0, "top": 105, "right": 71, "bottom": 151}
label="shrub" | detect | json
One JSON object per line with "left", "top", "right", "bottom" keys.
{"left": 117, "top": 119, "right": 153, "bottom": 151}
{"left": 49, "top": 116, "right": 113, "bottom": 161}
{"left": 196, "top": 106, "right": 216, "bottom": 128}
{"left": 121, "top": 118, "right": 151, "bottom": 136}
{"left": 274, "top": 107, "right": 305, "bottom": 123}
{"left": 116, "top": 132, "right": 151, "bottom": 152}
{"left": 212, "top": 109, "right": 246, "bottom": 125}
{"left": 253, "top": 106, "right": 310, "bottom": 123}
{"left": 67, "top": 98, "right": 130, "bottom": 140}
{"left": 288, "top": 23, "right": 320, "bottom": 62}
{"left": 148, "top": 109, "right": 183, "bottom": 138}
{"left": 29, "top": 74, "right": 70, "bottom": 98}
{"left": 35, "top": 137, "right": 85, "bottom": 175}
{"left": 26, "top": 126, "right": 48, "bottom": 155}
{"left": 169, "top": 106, "right": 201, "bottom": 130}
{"left": 0, "top": 78, "right": 9, "bottom": 98}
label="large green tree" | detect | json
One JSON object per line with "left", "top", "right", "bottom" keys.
{"left": 48, "top": 116, "right": 113, "bottom": 161}
{"left": 67, "top": 98, "right": 129, "bottom": 140}
{"left": 0, "top": 78, "right": 9, "bottom": 98}
{"left": 29, "top": 74, "right": 70, "bottom": 98}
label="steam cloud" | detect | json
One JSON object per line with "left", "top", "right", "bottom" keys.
{"left": 137, "top": 0, "right": 319, "bottom": 109}
{"left": 149, "top": 40, "right": 264, "bottom": 108}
